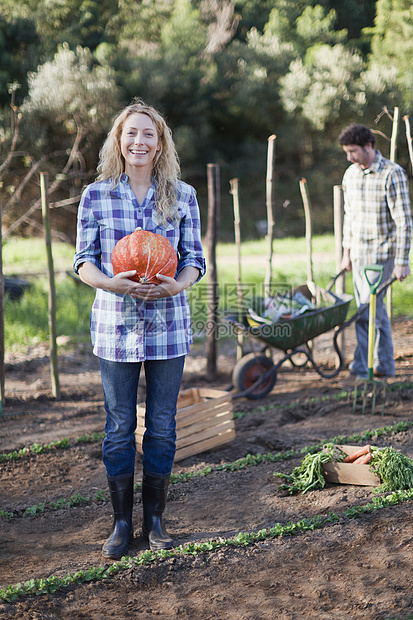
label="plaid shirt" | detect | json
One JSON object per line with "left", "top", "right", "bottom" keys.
{"left": 342, "top": 150, "right": 412, "bottom": 265}
{"left": 73, "top": 175, "right": 205, "bottom": 362}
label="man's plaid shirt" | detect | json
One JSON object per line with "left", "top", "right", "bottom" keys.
{"left": 74, "top": 175, "right": 205, "bottom": 362}
{"left": 342, "top": 150, "right": 412, "bottom": 266}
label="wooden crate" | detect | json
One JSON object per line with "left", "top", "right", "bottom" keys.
{"left": 322, "top": 445, "right": 381, "bottom": 487}
{"left": 136, "top": 388, "right": 235, "bottom": 461}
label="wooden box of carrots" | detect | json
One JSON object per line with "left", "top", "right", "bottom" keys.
{"left": 322, "top": 445, "right": 381, "bottom": 487}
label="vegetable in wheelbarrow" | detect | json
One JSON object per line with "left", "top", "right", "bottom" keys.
{"left": 252, "top": 292, "right": 318, "bottom": 323}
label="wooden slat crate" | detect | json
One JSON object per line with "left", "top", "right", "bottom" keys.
{"left": 322, "top": 445, "right": 381, "bottom": 487}
{"left": 136, "top": 387, "right": 235, "bottom": 461}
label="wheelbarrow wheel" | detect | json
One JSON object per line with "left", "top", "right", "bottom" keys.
{"left": 232, "top": 353, "right": 277, "bottom": 400}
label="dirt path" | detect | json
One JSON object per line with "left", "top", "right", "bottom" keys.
{"left": 0, "top": 319, "right": 413, "bottom": 619}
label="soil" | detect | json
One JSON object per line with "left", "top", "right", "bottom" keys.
{"left": 1, "top": 318, "right": 413, "bottom": 619}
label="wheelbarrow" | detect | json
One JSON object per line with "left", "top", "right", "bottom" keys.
{"left": 224, "top": 271, "right": 396, "bottom": 400}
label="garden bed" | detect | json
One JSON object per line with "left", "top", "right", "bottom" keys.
{"left": 0, "top": 318, "right": 413, "bottom": 619}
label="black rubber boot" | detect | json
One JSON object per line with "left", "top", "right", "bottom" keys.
{"left": 102, "top": 476, "right": 134, "bottom": 559}
{"left": 142, "top": 472, "right": 173, "bottom": 551}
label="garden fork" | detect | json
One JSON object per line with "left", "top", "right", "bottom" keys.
{"left": 353, "top": 265, "right": 387, "bottom": 415}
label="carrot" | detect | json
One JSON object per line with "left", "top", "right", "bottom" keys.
{"left": 343, "top": 445, "right": 370, "bottom": 463}
{"left": 352, "top": 454, "right": 367, "bottom": 464}
{"left": 359, "top": 451, "right": 373, "bottom": 465}
{"left": 352, "top": 450, "right": 373, "bottom": 465}
{"left": 352, "top": 455, "right": 365, "bottom": 464}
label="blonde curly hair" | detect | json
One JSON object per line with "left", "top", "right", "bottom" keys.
{"left": 97, "top": 99, "right": 180, "bottom": 224}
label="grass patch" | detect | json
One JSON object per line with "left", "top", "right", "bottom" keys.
{"left": 216, "top": 234, "right": 336, "bottom": 257}
{"left": 2, "top": 237, "right": 75, "bottom": 276}
{"left": 4, "top": 276, "right": 95, "bottom": 348}
{"left": 3, "top": 237, "right": 95, "bottom": 348}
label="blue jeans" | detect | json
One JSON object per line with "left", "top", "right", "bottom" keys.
{"left": 351, "top": 260, "right": 395, "bottom": 378}
{"left": 99, "top": 356, "right": 185, "bottom": 480}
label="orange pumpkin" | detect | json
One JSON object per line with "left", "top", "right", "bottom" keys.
{"left": 111, "top": 227, "right": 177, "bottom": 284}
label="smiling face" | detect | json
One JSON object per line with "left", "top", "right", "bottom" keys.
{"left": 120, "top": 112, "right": 160, "bottom": 177}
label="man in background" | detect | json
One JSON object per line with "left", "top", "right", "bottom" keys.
{"left": 339, "top": 123, "right": 412, "bottom": 379}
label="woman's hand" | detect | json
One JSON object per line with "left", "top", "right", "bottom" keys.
{"left": 77, "top": 262, "right": 139, "bottom": 295}
{"left": 109, "top": 271, "right": 145, "bottom": 296}
{"left": 129, "top": 267, "right": 201, "bottom": 300}
{"left": 78, "top": 262, "right": 200, "bottom": 300}
{"left": 127, "top": 274, "right": 183, "bottom": 300}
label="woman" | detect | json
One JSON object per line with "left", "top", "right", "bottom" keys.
{"left": 73, "top": 100, "right": 205, "bottom": 559}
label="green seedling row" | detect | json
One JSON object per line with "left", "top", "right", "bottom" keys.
{"left": 1, "top": 489, "right": 412, "bottom": 603}
{"left": 2, "top": 420, "right": 412, "bottom": 521}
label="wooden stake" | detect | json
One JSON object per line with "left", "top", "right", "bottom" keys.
{"left": 388, "top": 107, "right": 400, "bottom": 322}
{"left": 206, "top": 164, "right": 220, "bottom": 381}
{"left": 334, "top": 185, "right": 346, "bottom": 367}
{"left": 40, "top": 172, "right": 61, "bottom": 399}
{"left": 230, "top": 178, "right": 243, "bottom": 360}
{"left": 299, "top": 178, "right": 314, "bottom": 283}
{"left": 390, "top": 106, "right": 400, "bottom": 163}
{"left": 265, "top": 135, "right": 276, "bottom": 297}
{"left": 403, "top": 114, "right": 413, "bottom": 171}
{"left": 333, "top": 185, "right": 345, "bottom": 293}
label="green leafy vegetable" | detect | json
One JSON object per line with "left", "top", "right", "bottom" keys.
{"left": 275, "top": 442, "right": 413, "bottom": 496}
{"left": 274, "top": 443, "right": 344, "bottom": 494}
{"left": 370, "top": 447, "right": 413, "bottom": 494}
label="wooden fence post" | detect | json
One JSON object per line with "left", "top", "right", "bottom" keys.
{"left": 388, "top": 106, "right": 400, "bottom": 321}
{"left": 206, "top": 164, "right": 220, "bottom": 381}
{"left": 334, "top": 185, "right": 346, "bottom": 367}
{"left": 40, "top": 172, "right": 61, "bottom": 399}
{"left": 0, "top": 196, "right": 4, "bottom": 413}
{"left": 265, "top": 135, "right": 276, "bottom": 297}
{"left": 230, "top": 178, "right": 243, "bottom": 360}
{"left": 403, "top": 114, "right": 413, "bottom": 171}
{"left": 390, "top": 106, "right": 400, "bottom": 163}
{"left": 299, "top": 178, "right": 314, "bottom": 284}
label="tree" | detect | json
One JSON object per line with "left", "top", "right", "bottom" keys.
{"left": 295, "top": 5, "right": 347, "bottom": 52}
{"left": 279, "top": 44, "right": 400, "bottom": 132}
{"left": 2, "top": 0, "right": 120, "bottom": 54}
{"left": 22, "top": 43, "right": 119, "bottom": 135}
{"left": 316, "top": 0, "right": 376, "bottom": 40}
{"left": 0, "top": 15, "right": 40, "bottom": 104}
{"left": 0, "top": 0, "right": 407, "bottom": 240}
{"left": 107, "top": 0, "right": 174, "bottom": 44}
{"left": 1, "top": 44, "right": 121, "bottom": 241}
{"left": 368, "top": 0, "right": 413, "bottom": 107}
